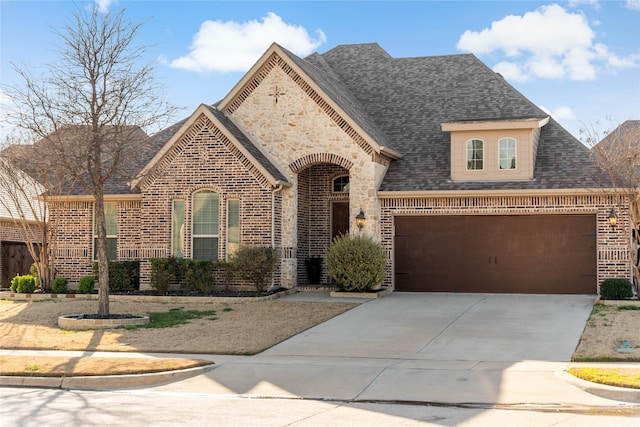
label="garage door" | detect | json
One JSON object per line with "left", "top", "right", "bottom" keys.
{"left": 394, "top": 215, "right": 596, "bottom": 294}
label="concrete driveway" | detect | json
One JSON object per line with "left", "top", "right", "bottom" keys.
{"left": 149, "top": 292, "right": 623, "bottom": 407}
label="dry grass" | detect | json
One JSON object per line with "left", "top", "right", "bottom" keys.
{"left": 0, "top": 297, "right": 356, "bottom": 377}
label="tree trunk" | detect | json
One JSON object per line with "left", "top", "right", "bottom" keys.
{"left": 94, "top": 193, "right": 110, "bottom": 317}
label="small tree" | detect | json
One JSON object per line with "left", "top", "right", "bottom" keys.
{"left": 4, "top": 6, "right": 175, "bottom": 316}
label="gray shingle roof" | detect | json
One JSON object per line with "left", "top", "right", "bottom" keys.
{"left": 311, "top": 43, "right": 608, "bottom": 191}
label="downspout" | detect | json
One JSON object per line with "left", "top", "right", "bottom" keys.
{"left": 271, "top": 183, "right": 283, "bottom": 289}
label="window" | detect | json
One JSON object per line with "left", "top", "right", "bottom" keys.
{"left": 466, "top": 139, "right": 484, "bottom": 170}
{"left": 171, "top": 200, "right": 185, "bottom": 258}
{"left": 333, "top": 175, "right": 349, "bottom": 193}
{"left": 227, "top": 199, "right": 240, "bottom": 260}
{"left": 499, "top": 138, "right": 517, "bottom": 170}
{"left": 192, "top": 190, "right": 219, "bottom": 260}
{"left": 94, "top": 202, "right": 117, "bottom": 261}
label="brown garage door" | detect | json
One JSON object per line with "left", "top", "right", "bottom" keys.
{"left": 394, "top": 215, "right": 596, "bottom": 294}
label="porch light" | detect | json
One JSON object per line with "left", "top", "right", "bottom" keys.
{"left": 607, "top": 208, "right": 618, "bottom": 227}
{"left": 355, "top": 209, "right": 366, "bottom": 229}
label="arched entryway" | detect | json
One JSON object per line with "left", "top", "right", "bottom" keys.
{"left": 292, "top": 155, "right": 353, "bottom": 286}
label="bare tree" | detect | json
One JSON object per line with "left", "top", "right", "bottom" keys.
{"left": 583, "top": 119, "right": 640, "bottom": 286}
{"left": 0, "top": 134, "right": 60, "bottom": 291}
{"left": 4, "top": 6, "right": 175, "bottom": 316}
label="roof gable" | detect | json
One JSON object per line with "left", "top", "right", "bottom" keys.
{"left": 131, "top": 104, "right": 290, "bottom": 190}
{"left": 217, "top": 43, "right": 401, "bottom": 159}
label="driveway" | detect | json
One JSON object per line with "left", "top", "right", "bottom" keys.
{"left": 151, "top": 292, "right": 618, "bottom": 407}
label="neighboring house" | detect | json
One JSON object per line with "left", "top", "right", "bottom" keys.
{"left": 0, "top": 146, "right": 45, "bottom": 288}
{"left": 47, "top": 43, "right": 628, "bottom": 294}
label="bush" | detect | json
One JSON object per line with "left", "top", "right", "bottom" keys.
{"left": 10, "top": 275, "right": 37, "bottom": 293}
{"left": 327, "top": 234, "right": 387, "bottom": 292}
{"left": 10, "top": 275, "right": 36, "bottom": 293}
{"left": 52, "top": 277, "right": 68, "bottom": 294}
{"left": 78, "top": 275, "right": 96, "bottom": 294}
{"left": 183, "top": 259, "right": 214, "bottom": 294}
{"left": 150, "top": 257, "right": 183, "bottom": 294}
{"left": 229, "top": 246, "right": 279, "bottom": 293}
{"left": 93, "top": 261, "right": 140, "bottom": 293}
{"left": 599, "top": 278, "right": 634, "bottom": 300}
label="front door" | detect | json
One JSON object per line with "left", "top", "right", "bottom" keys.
{"left": 331, "top": 202, "right": 349, "bottom": 241}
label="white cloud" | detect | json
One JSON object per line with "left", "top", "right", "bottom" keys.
{"left": 170, "top": 12, "right": 326, "bottom": 74}
{"left": 539, "top": 105, "right": 577, "bottom": 121}
{"left": 457, "top": 4, "right": 638, "bottom": 81}
{"left": 626, "top": 0, "right": 640, "bottom": 11}
{"left": 94, "top": 0, "right": 117, "bottom": 14}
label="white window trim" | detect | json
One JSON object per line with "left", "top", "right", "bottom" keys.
{"left": 466, "top": 138, "right": 484, "bottom": 171}
{"left": 498, "top": 137, "right": 517, "bottom": 170}
{"left": 191, "top": 190, "right": 219, "bottom": 260}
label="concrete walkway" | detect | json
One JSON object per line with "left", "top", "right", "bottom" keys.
{"left": 2, "top": 292, "right": 640, "bottom": 408}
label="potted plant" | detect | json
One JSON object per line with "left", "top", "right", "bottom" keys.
{"left": 305, "top": 256, "right": 323, "bottom": 285}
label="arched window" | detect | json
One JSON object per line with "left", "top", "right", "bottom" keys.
{"left": 192, "top": 190, "right": 219, "bottom": 260}
{"left": 466, "top": 139, "right": 484, "bottom": 170}
{"left": 333, "top": 175, "right": 349, "bottom": 193}
{"left": 499, "top": 138, "right": 517, "bottom": 170}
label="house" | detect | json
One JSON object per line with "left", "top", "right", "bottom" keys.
{"left": 46, "top": 43, "right": 629, "bottom": 294}
{"left": 0, "top": 145, "right": 44, "bottom": 288}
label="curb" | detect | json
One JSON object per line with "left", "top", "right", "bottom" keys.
{"left": 558, "top": 370, "right": 640, "bottom": 403}
{"left": 0, "top": 363, "right": 216, "bottom": 390}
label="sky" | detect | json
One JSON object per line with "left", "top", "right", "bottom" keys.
{"left": 1, "top": 0, "right": 639, "bottom": 141}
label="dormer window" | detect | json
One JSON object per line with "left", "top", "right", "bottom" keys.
{"left": 442, "top": 117, "right": 549, "bottom": 182}
{"left": 466, "top": 139, "right": 484, "bottom": 170}
{"left": 499, "top": 138, "right": 516, "bottom": 170}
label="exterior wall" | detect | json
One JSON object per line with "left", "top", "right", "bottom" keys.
{"left": 137, "top": 114, "right": 275, "bottom": 289}
{"left": 51, "top": 201, "right": 94, "bottom": 285}
{"left": 450, "top": 129, "right": 535, "bottom": 181}
{"left": 228, "top": 57, "right": 388, "bottom": 285}
{"left": 380, "top": 193, "right": 631, "bottom": 291}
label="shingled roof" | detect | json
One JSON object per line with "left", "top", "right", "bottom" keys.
{"left": 306, "top": 43, "right": 608, "bottom": 191}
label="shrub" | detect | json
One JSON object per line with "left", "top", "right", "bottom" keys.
{"left": 599, "top": 278, "right": 634, "bottom": 300}
{"left": 150, "top": 257, "right": 183, "bottom": 294}
{"left": 78, "top": 275, "right": 96, "bottom": 294}
{"left": 10, "top": 275, "right": 37, "bottom": 293}
{"left": 183, "top": 259, "right": 214, "bottom": 294}
{"left": 229, "top": 246, "right": 279, "bottom": 293}
{"left": 327, "top": 234, "right": 387, "bottom": 292}
{"left": 93, "top": 261, "right": 140, "bottom": 292}
{"left": 52, "top": 277, "right": 69, "bottom": 294}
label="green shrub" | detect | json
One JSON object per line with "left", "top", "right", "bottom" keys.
{"left": 10, "top": 275, "right": 37, "bottom": 293}
{"left": 93, "top": 261, "right": 140, "bottom": 292}
{"left": 229, "top": 246, "right": 279, "bottom": 293}
{"left": 78, "top": 275, "right": 96, "bottom": 294}
{"left": 183, "top": 259, "right": 214, "bottom": 294}
{"left": 52, "top": 277, "right": 69, "bottom": 294}
{"left": 150, "top": 257, "right": 183, "bottom": 294}
{"left": 599, "top": 278, "right": 634, "bottom": 300}
{"left": 327, "top": 234, "right": 387, "bottom": 292}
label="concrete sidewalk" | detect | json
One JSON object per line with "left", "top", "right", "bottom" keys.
{"left": 2, "top": 293, "right": 640, "bottom": 409}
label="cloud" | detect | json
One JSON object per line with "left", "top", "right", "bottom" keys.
{"left": 539, "top": 105, "right": 577, "bottom": 121}
{"left": 94, "top": 0, "right": 117, "bottom": 13}
{"left": 170, "top": 12, "right": 326, "bottom": 74}
{"left": 626, "top": 0, "right": 640, "bottom": 11}
{"left": 457, "top": 4, "right": 638, "bottom": 81}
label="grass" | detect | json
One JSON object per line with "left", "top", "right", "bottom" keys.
{"left": 569, "top": 367, "right": 640, "bottom": 389}
{"left": 126, "top": 307, "right": 219, "bottom": 329}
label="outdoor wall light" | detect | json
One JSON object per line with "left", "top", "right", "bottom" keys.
{"left": 607, "top": 207, "right": 618, "bottom": 227}
{"left": 355, "top": 208, "right": 366, "bottom": 229}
